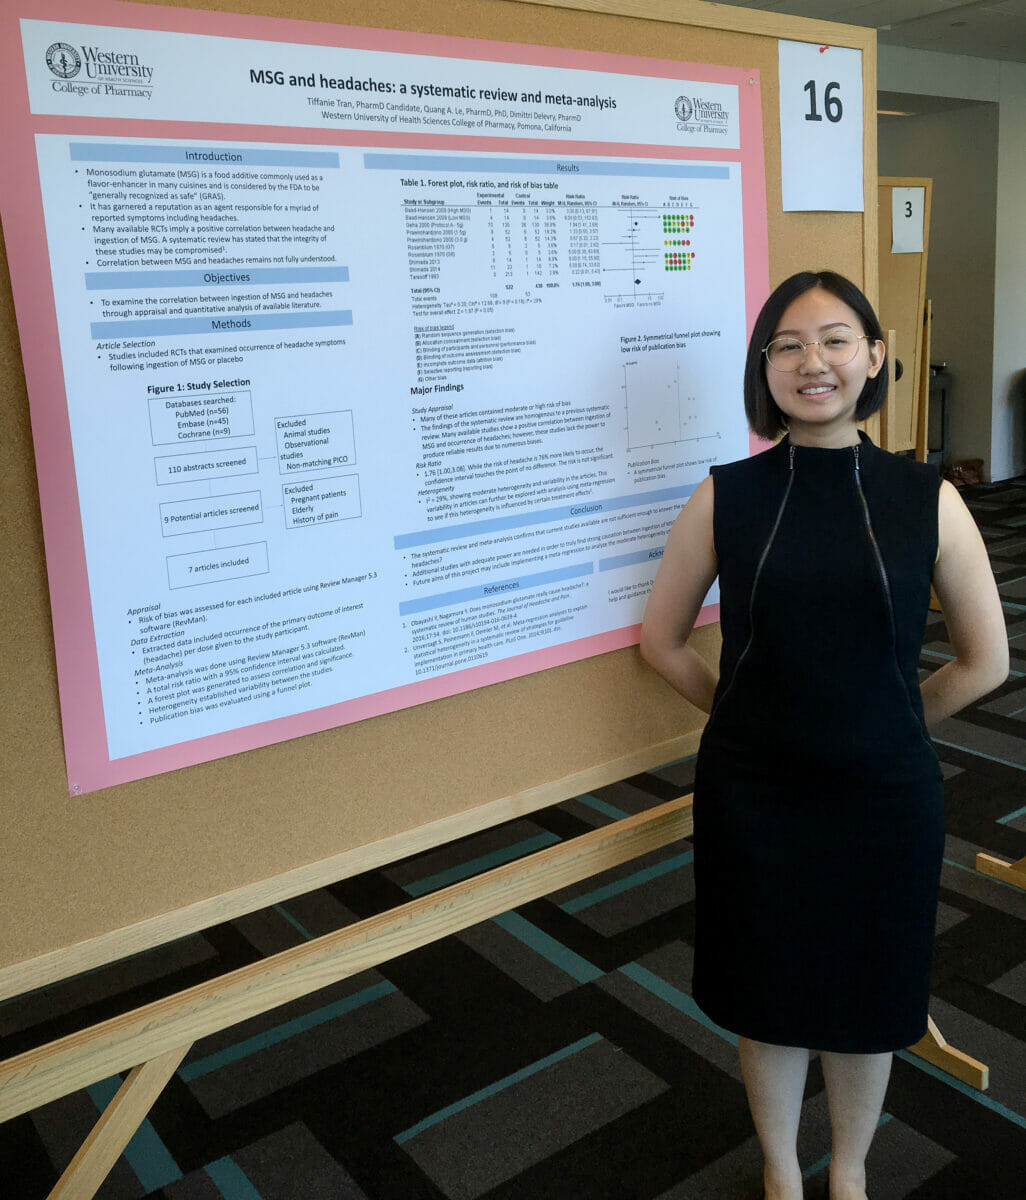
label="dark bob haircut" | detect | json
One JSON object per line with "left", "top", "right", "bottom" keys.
{"left": 744, "top": 270, "right": 887, "bottom": 440}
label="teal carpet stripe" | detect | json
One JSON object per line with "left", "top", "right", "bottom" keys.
{"left": 559, "top": 850, "right": 694, "bottom": 913}
{"left": 491, "top": 912, "right": 604, "bottom": 982}
{"left": 998, "top": 804, "right": 1026, "bottom": 825}
{"left": 576, "top": 793, "right": 631, "bottom": 821}
{"left": 403, "top": 831, "right": 561, "bottom": 897}
{"left": 179, "top": 980, "right": 396, "bottom": 1081}
{"left": 87, "top": 1077, "right": 182, "bottom": 1191}
{"left": 802, "top": 1151, "right": 832, "bottom": 1182}
{"left": 943, "top": 856, "right": 1026, "bottom": 892}
{"left": 393, "top": 1032, "right": 603, "bottom": 1145}
{"left": 619, "top": 963, "right": 738, "bottom": 1046}
{"left": 273, "top": 903, "right": 315, "bottom": 941}
{"left": 205, "top": 1156, "right": 264, "bottom": 1200}
{"left": 0, "top": 938, "right": 195, "bottom": 1010}
{"left": 933, "top": 738, "right": 1026, "bottom": 772}
{"left": 896, "top": 1051, "right": 1026, "bottom": 1129}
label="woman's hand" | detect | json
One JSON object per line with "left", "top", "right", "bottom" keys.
{"left": 921, "top": 480, "right": 1009, "bottom": 727}
{"left": 639, "top": 476, "right": 720, "bottom": 713}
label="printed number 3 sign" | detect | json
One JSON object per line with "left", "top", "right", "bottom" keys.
{"left": 778, "top": 40, "right": 864, "bottom": 212}
{"left": 891, "top": 187, "right": 925, "bottom": 253}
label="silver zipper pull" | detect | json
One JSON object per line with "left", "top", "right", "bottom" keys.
{"left": 789, "top": 443, "right": 795, "bottom": 470}
{"left": 853, "top": 443, "right": 861, "bottom": 476}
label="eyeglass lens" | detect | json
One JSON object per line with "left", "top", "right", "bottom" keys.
{"left": 765, "top": 331, "right": 861, "bottom": 370}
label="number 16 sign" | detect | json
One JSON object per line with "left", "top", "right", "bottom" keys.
{"left": 778, "top": 40, "right": 864, "bottom": 212}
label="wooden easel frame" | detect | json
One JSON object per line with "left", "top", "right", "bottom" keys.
{"left": 877, "top": 176, "right": 933, "bottom": 454}
{"left": 0, "top": 793, "right": 989, "bottom": 1200}
{"left": 3, "top": 796, "right": 696, "bottom": 1197}
{"left": 868, "top": 326, "right": 899, "bottom": 450}
{"left": 976, "top": 852, "right": 1026, "bottom": 890}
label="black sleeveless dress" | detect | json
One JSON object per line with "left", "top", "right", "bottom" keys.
{"left": 692, "top": 433, "right": 944, "bottom": 1053}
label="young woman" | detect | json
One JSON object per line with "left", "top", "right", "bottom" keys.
{"left": 640, "top": 271, "right": 1008, "bottom": 1200}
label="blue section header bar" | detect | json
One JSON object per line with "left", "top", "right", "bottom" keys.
{"left": 599, "top": 546, "right": 665, "bottom": 571}
{"left": 71, "top": 143, "right": 339, "bottom": 167}
{"left": 365, "top": 153, "right": 728, "bottom": 179}
{"left": 399, "top": 562, "right": 591, "bottom": 616}
{"left": 86, "top": 267, "right": 349, "bottom": 291}
{"left": 394, "top": 484, "right": 693, "bottom": 550}
{"left": 91, "top": 310, "right": 352, "bottom": 339}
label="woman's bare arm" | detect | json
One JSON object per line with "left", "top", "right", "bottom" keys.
{"left": 920, "top": 480, "right": 1009, "bottom": 727}
{"left": 640, "top": 476, "right": 720, "bottom": 713}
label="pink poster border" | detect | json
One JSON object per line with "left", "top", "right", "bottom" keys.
{"left": 0, "top": 0, "right": 767, "bottom": 794}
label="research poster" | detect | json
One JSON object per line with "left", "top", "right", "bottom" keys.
{"left": 2, "top": 1, "right": 767, "bottom": 793}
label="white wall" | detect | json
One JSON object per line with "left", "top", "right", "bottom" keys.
{"left": 878, "top": 47, "right": 1026, "bottom": 480}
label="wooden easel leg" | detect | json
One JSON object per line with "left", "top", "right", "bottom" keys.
{"left": 975, "top": 853, "right": 1026, "bottom": 890}
{"left": 47, "top": 1043, "right": 191, "bottom": 1200}
{"left": 907, "top": 1016, "right": 988, "bottom": 1090}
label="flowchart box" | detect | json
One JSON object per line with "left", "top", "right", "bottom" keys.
{"left": 282, "top": 474, "right": 361, "bottom": 528}
{"left": 159, "top": 490, "right": 263, "bottom": 537}
{"left": 166, "top": 541, "right": 269, "bottom": 589}
{"left": 154, "top": 446, "right": 259, "bottom": 485}
{"left": 149, "top": 390, "right": 254, "bottom": 445}
{"left": 275, "top": 410, "right": 355, "bottom": 473}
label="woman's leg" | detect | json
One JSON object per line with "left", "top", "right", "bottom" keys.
{"left": 820, "top": 1050, "right": 892, "bottom": 1200}
{"left": 738, "top": 1037, "right": 810, "bottom": 1200}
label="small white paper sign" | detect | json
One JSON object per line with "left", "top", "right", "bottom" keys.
{"left": 891, "top": 187, "right": 925, "bottom": 253}
{"left": 778, "top": 40, "right": 864, "bottom": 212}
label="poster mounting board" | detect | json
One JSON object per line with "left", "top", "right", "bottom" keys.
{"left": 1, "top": 0, "right": 768, "bottom": 794}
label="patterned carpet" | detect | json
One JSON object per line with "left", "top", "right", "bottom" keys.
{"left": 2, "top": 478, "right": 1024, "bottom": 1200}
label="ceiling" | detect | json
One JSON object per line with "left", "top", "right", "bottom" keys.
{"left": 708, "top": 1, "right": 1026, "bottom": 64}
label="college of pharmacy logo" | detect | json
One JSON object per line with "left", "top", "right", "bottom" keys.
{"left": 45, "top": 42, "right": 81, "bottom": 79}
{"left": 42, "top": 37, "right": 155, "bottom": 97}
{"left": 675, "top": 92, "right": 730, "bottom": 136}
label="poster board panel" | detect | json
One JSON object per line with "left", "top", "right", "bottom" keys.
{"left": 8, "top": 5, "right": 766, "bottom": 793}
{"left": 0, "top": 0, "right": 874, "bottom": 998}
{"left": 877, "top": 175, "right": 932, "bottom": 453}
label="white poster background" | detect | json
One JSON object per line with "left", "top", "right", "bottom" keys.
{"left": 891, "top": 186, "right": 925, "bottom": 253}
{"left": 20, "top": 13, "right": 757, "bottom": 772}
{"left": 778, "top": 40, "right": 863, "bottom": 212}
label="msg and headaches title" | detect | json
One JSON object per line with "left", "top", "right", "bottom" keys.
{"left": 249, "top": 66, "right": 618, "bottom": 110}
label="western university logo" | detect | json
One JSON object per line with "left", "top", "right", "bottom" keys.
{"left": 45, "top": 42, "right": 81, "bottom": 79}
{"left": 675, "top": 92, "right": 729, "bottom": 136}
{"left": 43, "top": 36, "right": 155, "bottom": 98}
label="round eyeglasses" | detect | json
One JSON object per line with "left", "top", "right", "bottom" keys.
{"left": 763, "top": 330, "right": 867, "bottom": 372}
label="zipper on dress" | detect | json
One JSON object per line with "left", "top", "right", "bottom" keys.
{"left": 853, "top": 444, "right": 897, "bottom": 643}
{"left": 853, "top": 445, "right": 935, "bottom": 752}
{"left": 709, "top": 444, "right": 795, "bottom": 718}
